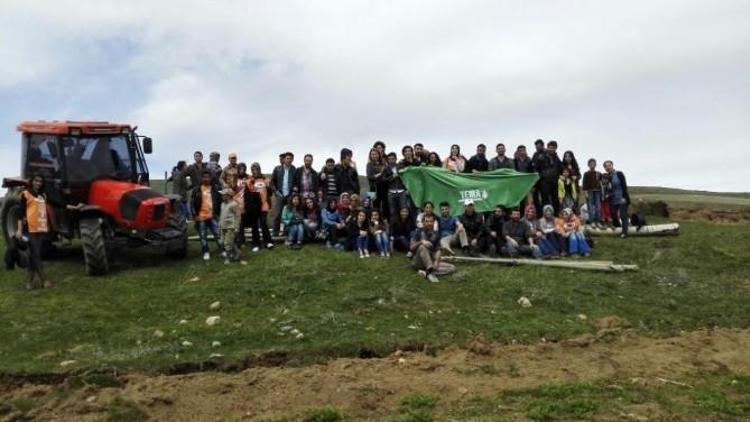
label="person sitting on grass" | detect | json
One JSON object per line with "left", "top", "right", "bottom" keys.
{"left": 219, "top": 188, "right": 241, "bottom": 264}
{"left": 523, "top": 205, "right": 559, "bottom": 259}
{"left": 191, "top": 170, "right": 225, "bottom": 261}
{"left": 353, "top": 210, "right": 370, "bottom": 258}
{"left": 502, "top": 207, "right": 542, "bottom": 259}
{"left": 322, "top": 198, "right": 345, "bottom": 249}
{"left": 369, "top": 209, "right": 390, "bottom": 257}
{"left": 410, "top": 213, "right": 455, "bottom": 283}
{"left": 556, "top": 208, "right": 591, "bottom": 257}
{"left": 16, "top": 174, "right": 53, "bottom": 289}
{"left": 536, "top": 205, "right": 563, "bottom": 258}
{"left": 302, "top": 196, "right": 321, "bottom": 240}
{"left": 459, "top": 199, "right": 485, "bottom": 256}
{"left": 390, "top": 206, "right": 415, "bottom": 256}
{"left": 483, "top": 204, "right": 507, "bottom": 256}
{"left": 282, "top": 194, "right": 305, "bottom": 249}
{"left": 437, "top": 201, "right": 468, "bottom": 256}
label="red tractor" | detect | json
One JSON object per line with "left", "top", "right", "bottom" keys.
{"left": 1, "top": 121, "right": 188, "bottom": 275}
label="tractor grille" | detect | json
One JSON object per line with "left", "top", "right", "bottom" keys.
{"left": 120, "top": 189, "right": 162, "bottom": 220}
{"left": 153, "top": 204, "right": 166, "bottom": 221}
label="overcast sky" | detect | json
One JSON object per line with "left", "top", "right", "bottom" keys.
{"left": 1, "top": 0, "right": 748, "bottom": 191}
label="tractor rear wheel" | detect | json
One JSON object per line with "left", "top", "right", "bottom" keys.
{"left": 166, "top": 204, "right": 188, "bottom": 259}
{"left": 1, "top": 193, "right": 28, "bottom": 268}
{"left": 80, "top": 218, "right": 109, "bottom": 275}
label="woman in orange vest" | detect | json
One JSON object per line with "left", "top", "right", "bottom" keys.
{"left": 15, "top": 174, "right": 53, "bottom": 289}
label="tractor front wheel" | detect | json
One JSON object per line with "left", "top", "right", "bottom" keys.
{"left": 165, "top": 204, "right": 188, "bottom": 259}
{"left": 80, "top": 218, "right": 109, "bottom": 275}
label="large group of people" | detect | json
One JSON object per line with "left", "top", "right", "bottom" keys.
{"left": 168, "top": 139, "right": 631, "bottom": 282}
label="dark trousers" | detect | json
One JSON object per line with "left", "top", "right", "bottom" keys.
{"left": 534, "top": 180, "right": 560, "bottom": 216}
{"left": 249, "top": 211, "right": 272, "bottom": 246}
{"left": 613, "top": 202, "right": 629, "bottom": 235}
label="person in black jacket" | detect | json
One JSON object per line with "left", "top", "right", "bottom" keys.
{"left": 191, "top": 170, "right": 225, "bottom": 260}
{"left": 466, "top": 144, "right": 489, "bottom": 173}
{"left": 390, "top": 206, "right": 415, "bottom": 255}
{"left": 293, "top": 154, "right": 319, "bottom": 200}
{"left": 459, "top": 199, "right": 485, "bottom": 256}
{"left": 270, "top": 152, "right": 295, "bottom": 236}
{"left": 335, "top": 148, "right": 360, "bottom": 195}
{"left": 531, "top": 139, "right": 560, "bottom": 216}
{"left": 603, "top": 160, "right": 631, "bottom": 238}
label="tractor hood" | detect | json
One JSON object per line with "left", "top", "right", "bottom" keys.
{"left": 88, "top": 180, "right": 171, "bottom": 231}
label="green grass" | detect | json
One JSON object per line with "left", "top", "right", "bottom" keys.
{"left": 444, "top": 373, "right": 750, "bottom": 420}
{"left": 0, "top": 221, "right": 749, "bottom": 374}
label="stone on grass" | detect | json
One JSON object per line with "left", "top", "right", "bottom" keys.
{"left": 181, "top": 340, "right": 193, "bottom": 347}
{"left": 212, "top": 341, "right": 221, "bottom": 347}
{"left": 206, "top": 316, "right": 221, "bottom": 326}
{"left": 59, "top": 360, "right": 77, "bottom": 367}
{"left": 517, "top": 296, "right": 532, "bottom": 308}
{"left": 152, "top": 329, "right": 164, "bottom": 338}
{"left": 209, "top": 301, "right": 221, "bottom": 311}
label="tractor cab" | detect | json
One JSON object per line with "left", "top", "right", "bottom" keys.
{"left": 18, "top": 121, "right": 152, "bottom": 206}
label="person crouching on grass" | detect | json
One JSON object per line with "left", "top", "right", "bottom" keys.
{"left": 282, "top": 194, "right": 305, "bottom": 249}
{"left": 219, "top": 188, "right": 241, "bottom": 264}
{"left": 410, "top": 213, "right": 455, "bottom": 283}
{"left": 354, "top": 210, "right": 370, "bottom": 258}
{"left": 369, "top": 209, "right": 390, "bottom": 257}
{"left": 16, "top": 174, "right": 52, "bottom": 289}
{"left": 191, "top": 170, "right": 225, "bottom": 261}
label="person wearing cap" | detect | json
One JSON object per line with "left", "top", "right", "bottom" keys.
{"left": 293, "top": 153, "right": 319, "bottom": 200}
{"left": 502, "top": 207, "right": 542, "bottom": 258}
{"left": 459, "top": 199, "right": 485, "bottom": 256}
{"left": 437, "top": 201, "right": 469, "bottom": 255}
{"left": 245, "top": 162, "right": 274, "bottom": 251}
{"left": 191, "top": 170, "right": 226, "bottom": 261}
{"left": 219, "top": 187, "right": 241, "bottom": 264}
{"left": 410, "top": 213, "right": 455, "bottom": 283}
{"left": 270, "top": 152, "right": 296, "bottom": 236}
{"left": 220, "top": 152, "right": 239, "bottom": 189}
{"left": 334, "top": 148, "right": 360, "bottom": 195}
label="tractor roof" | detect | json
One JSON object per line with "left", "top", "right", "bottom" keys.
{"left": 17, "top": 121, "right": 133, "bottom": 135}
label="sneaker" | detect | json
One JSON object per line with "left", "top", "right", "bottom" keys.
{"left": 386, "top": 253, "right": 391, "bottom": 258}
{"left": 266, "top": 243, "right": 275, "bottom": 249}
{"left": 359, "top": 251, "right": 365, "bottom": 258}
{"left": 252, "top": 246, "right": 260, "bottom": 253}
{"left": 380, "top": 252, "right": 385, "bottom": 257}
{"left": 224, "top": 259, "right": 230, "bottom": 265}
{"left": 203, "top": 252, "right": 210, "bottom": 261}
{"left": 326, "top": 241, "right": 333, "bottom": 248}
{"left": 427, "top": 273, "right": 440, "bottom": 283}
{"left": 221, "top": 251, "right": 228, "bottom": 259}
{"left": 620, "top": 233, "right": 628, "bottom": 239}
{"left": 43, "top": 280, "right": 54, "bottom": 289}
{"left": 365, "top": 251, "right": 370, "bottom": 258}
{"left": 406, "top": 251, "right": 413, "bottom": 259}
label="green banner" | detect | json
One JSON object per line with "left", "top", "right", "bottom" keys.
{"left": 400, "top": 166, "right": 539, "bottom": 215}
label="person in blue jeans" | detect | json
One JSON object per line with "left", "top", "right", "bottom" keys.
{"left": 191, "top": 170, "right": 226, "bottom": 260}
{"left": 353, "top": 210, "right": 370, "bottom": 258}
{"left": 369, "top": 209, "right": 390, "bottom": 257}
{"left": 603, "top": 160, "right": 631, "bottom": 238}
{"left": 281, "top": 194, "right": 305, "bottom": 249}
{"left": 556, "top": 208, "right": 591, "bottom": 256}
{"left": 582, "top": 158, "right": 602, "bottom": 227}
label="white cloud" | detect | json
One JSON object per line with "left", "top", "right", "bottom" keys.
{"left": 1, "top": 0, "right": 749, "bottom": 190}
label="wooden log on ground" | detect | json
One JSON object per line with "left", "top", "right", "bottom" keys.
{"left": 584, "top": 223, "right": 679, "bottom": 237}
{"left": 443, "top": 255, "right": 639, "bottom": 272}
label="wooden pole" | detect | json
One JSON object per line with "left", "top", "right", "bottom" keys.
{"left": 443, "top": 255, "right": 638, "bottom": 272}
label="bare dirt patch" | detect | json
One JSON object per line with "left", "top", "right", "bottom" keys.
{"left": 3, "top": 327, "right": 750, "bottom": 420}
